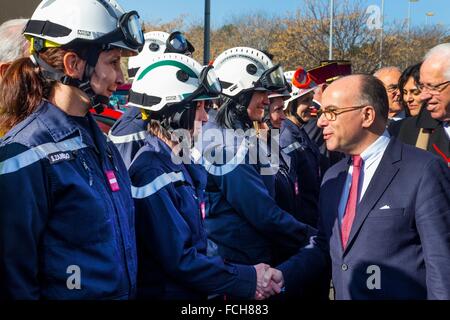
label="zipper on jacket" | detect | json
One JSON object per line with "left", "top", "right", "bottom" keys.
{"left": 81, "top": 157, "right": 93, "bottom": 186}
{"left": 107, "top": 147, "right": 119, "bottom": 172}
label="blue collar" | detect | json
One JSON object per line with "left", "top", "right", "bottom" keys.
{"left": 281, "top": 118, "right": 312, "bottom": 145}
{"left": 282, "top": 118, "right": 302, "bottom": 136}
{"left": 143, "top": 134, "right": 206, "bottom": 189}
{"left": 143, "top": 134, "right": 187, "bottom": 171}
{"left": 36, "top": 101, "right": 107, "bottom": 152}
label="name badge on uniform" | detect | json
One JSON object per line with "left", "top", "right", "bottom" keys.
{"left": 105, "top": 170, "right": 120, "bottom": 192}
{"left": 200, "top": 201, "right": 206, "bottom": 220}
{"left": 294, "top": 179, "right": 299, "bottom": 196}
{"left": 47, "top": 151, "right": 74, "bottom": 164}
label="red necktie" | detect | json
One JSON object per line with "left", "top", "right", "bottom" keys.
{"left": 341, "top": 155, "right": 363, "bottom": 249}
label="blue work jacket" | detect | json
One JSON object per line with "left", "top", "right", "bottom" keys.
{"left": 0, "top": 102, "right": 137, "bottom": 299}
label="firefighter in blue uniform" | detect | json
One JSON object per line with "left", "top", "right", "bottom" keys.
{"left": 280, "top": 67, "right": 323, "bottom": 228}
{"left": 263, "top": 80, "right": 330, "bottom": 300}
{"left": 109, "top": 31, "right": 195, "bottom": 168}
{"left": 261, "top": 88, "right": 308, "bottom": 265}
{"left": 0, "top": 0, "right": 144, "bottom": 299}
{"left": 262, "top": 90, "right": 302, "bottom": 225}
{"left": 127, "top": 54, "right": 273, "bottom": 300}
{"left": 199, "top": 47, "right": 317, "bottom": 267}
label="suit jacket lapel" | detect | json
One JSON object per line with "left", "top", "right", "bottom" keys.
{"left": 429, "top": 125, "right": 450, "bottom": 162}
{"left": 343, "top": 138, "right": 402, "bottom": 255}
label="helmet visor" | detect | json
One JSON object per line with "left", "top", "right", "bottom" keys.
{"left": 180, "top": 65, "right": 222, "bottom": 105}
{"left": 256, "top": 65, "right": 287, "bottom": 91}
{"left": 124, "top": 12, "right": 145, "bottom": 48}
{"left": 96, "top": 10, "right": 144, "bottom": 53}
{"left": 166, "top": 31, "right": 190, "bottom": 54}
{"left": 200, "top": 65, "right": 222, "bottom": 96}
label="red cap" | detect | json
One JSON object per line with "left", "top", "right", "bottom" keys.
{"left": 308, "top": 60, "right": 352, "bottom": 85}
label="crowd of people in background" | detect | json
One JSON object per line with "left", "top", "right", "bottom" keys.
{"left": 0, "top": 0, "right": 449, "bottom": 300}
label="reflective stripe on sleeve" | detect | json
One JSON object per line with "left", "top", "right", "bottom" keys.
{"left": 108, "top": 131, "right": 148, "bottom": 144}
{"left": 131, "top": 171, "right": 186, "bottom": 199}
{"left": 282, "top": 141, "right": 302, "bottom": 154}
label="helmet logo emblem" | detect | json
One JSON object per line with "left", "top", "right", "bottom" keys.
{"left": 246, "top": 63, "right": 257, "bottom": 75}
{"left": 149, "top": 42, "right": 160, "bottom": 52}
{"left": 176, "top": 70, "right": 190, "bottom": 82}
{"left": 77, "top": 30, "right": 92, "bottom": 37}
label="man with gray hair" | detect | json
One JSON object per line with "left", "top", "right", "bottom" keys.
{"left": 395, "top": 43, "right": 450, "bottom": 165}
{"left": 421, "top": 44, "right": 450, "bottom": 125}
{"left": 374, "top": 66, "right": 404, "bottom": 121}
{"left": 0, "top": 18, "right": 29, "bottom": 78}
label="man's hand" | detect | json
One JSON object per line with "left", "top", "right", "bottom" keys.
{"left": 261, "top": 267, "right": 284, "bottom": 299}
{"left": 254, "top": 263, "right": 270, "bottom": 299}
{"left": 253, "top": 264, "right": 284, "bottom": 300}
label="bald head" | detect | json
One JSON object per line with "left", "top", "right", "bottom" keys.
{"left": 324, "top": 75, "right": 364, "bottom": 106}
{"left": 319, "top": 74, "right": 388, "bottom": 155}
{"left": 326, "top": 74, "right": 389, "bottom": 123}
{"left": 374, "top": 66, "right": 402, "bottom": 117}
{"left": 373, "top": 66, "right": 401, "bottom": 79}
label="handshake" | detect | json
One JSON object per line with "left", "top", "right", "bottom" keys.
{"left": 253, "top": 263, "right": 284, "bottom": 300}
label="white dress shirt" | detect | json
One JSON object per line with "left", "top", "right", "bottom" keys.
{"left": 444, "top": 122, "right": 450, "bottom": 140}
{"left": 390, "top": 110, "right": 406, "bottom": 122}
{"left": 338, "top": 130, "right": 391, "bottom": 222}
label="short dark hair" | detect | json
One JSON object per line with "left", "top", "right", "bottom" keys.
{"left": 358, "top": 74, "right": 389, "bottom": 122}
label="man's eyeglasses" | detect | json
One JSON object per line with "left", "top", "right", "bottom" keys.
{"left": 386, "top": 84, "right": 399, "bottom": 93}
{"left": 417, "top": 80, "right": 450, "bottom": 94}
{"left": 317, "top": 105, "right": 367, "bottom": 121}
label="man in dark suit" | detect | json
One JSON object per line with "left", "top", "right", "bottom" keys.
{"left": 393, "top": 43, "right": 450, "bottom": 165}
{"left": 262, "top": 74, "right": 450, "bottom": 299}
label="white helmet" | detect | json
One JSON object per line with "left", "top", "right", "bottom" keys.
{"left": 129, "top": 53, "right": 221, "bottom": 113}
{"left": 213, "top": 47, "right": 287, "bottom": 98}
{"left": 268, "top": 89, "right": 291, "bottom": 100}
{"left": 128, "top": 31, "right": 169, "bottom": 79}
{"left": 284, "top": 71, "right": 295, "bottom": 84}
{"left": 127, "top": 31, "right": 195, "bottom": 79}
{"left": 24, "top": 0, "right": 144, "bottom": 55}
{"left": 23, "top": 0, "right": 144, "bottom": 112}
{"left": 284, "top": 67, "right": 317, "bottom": 110}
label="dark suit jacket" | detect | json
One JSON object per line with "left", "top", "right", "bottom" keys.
{"left": 389, "top": 108, "right": 449, "bottom": 164}
{"left": 279, "top": 138, "right": 450, "bottom": 299}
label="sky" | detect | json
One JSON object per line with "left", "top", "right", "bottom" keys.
{"left": 120, "top": 0, "right": 450, "bottom": 29}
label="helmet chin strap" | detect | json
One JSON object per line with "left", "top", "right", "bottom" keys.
{"left": 160, "top": 103, "right": 196, "bottom": 133}
{"left": 262, "top": 104, "right": 273, "bottom": 129}
{"left": 154, "top": 105, "right": 196, "bottom": 149}
{"left": 289, "top": 102, "right": 307, "bottom": 126}
{"left": 31, "top": 47, "right": 109, "bottom": 114}
{"left": 235, "top": 91, "right": 254, "bottom": 128}
{"left": 78, "top": 46, "right": 110, "bottom": 113}
{"left": 293, "top": 113, "right": 307, "bottom": 126}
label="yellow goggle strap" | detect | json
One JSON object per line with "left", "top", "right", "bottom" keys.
{"left": 141, "top": 110, "right": 151, "bottom": 121}
{"left": 27, "top": 37, "right": 61, "bottom": 55}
